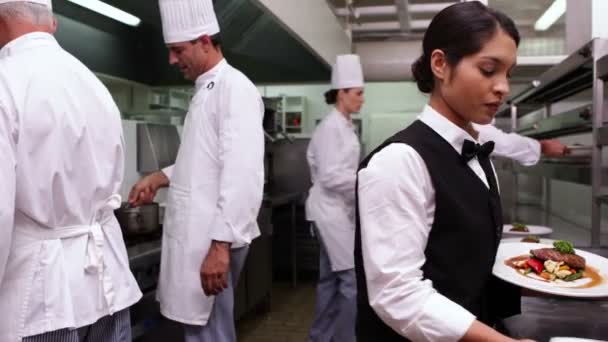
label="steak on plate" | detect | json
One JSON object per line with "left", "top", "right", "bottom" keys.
{"left": 530, "top": 248, "right": 586, "bottom": 269}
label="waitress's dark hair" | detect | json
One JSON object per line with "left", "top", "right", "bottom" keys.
{"left": 411, "top": 1, "right": 520, "bottom": 93}
{"left": 324, "top": 88, "right": 352, "bottom": 104}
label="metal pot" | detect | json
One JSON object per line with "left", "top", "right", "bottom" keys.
{"left": 114, "top": 202, "right": 160, "bottom": 237}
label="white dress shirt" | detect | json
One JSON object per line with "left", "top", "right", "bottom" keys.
{"left": 474, "top": 122, "right": 541, "bottom": 166}
{"left": 0, "top": 33, "right": 141, "bottom": 341}
{"left": 357, "top": 105, "right": 499, "bottom": 342}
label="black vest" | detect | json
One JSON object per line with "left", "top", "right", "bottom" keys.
{"left": 354, "top": 120, "right": 520, "bottom": 341}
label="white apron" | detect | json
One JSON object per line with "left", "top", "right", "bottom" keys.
{"left": 157, "top": 64, "right": 226, "bottom": 326}
{"left": 0, "top": 195, "right": 123, "bottom": 342}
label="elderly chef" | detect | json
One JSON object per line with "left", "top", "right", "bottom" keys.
{"left": 0, "top": 1, "right": 142, "bottom": 342}
{"left": 128, "top": 0, "right": 264, "bottom": 341}
{"left": 306, "top": 54, "right": 364, "bottom": 342}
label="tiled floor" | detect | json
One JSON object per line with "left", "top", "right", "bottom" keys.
{"left": 237, "top": 282, "right": 316, "bottom": 342}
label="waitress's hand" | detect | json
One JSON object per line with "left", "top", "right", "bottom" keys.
{"left": 200, "top": 241, "right": 231, "bottom": 296}
{"left": 128, "top": 171, "right": 169, "bottom": 207}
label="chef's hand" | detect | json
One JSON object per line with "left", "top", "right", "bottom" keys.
{"left": 540, "top": 139, "right": 567, "bottom": 157}
{"left": 200, "top": 240, "right": 231, "bottom": 296}
{"left": 128, "top": 171, "right": 169, "bottom": 207}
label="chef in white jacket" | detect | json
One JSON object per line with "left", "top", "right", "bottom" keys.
{"left": 128, "top": 0, "right": 264, "bottom": 341}
{"left": 0, "top": 1, "right": 142, "bottom": 342}
{"left": 306, "top": 54, "right": 364, "bottom": 342}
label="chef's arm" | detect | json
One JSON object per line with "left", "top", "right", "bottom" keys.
{"left": 316, "top": 157, "right": 356, "bottom": 194}
{"left": 209, "top": 86, "right": 264, "bottom": 245}
{"left": 0, "top": 103, "right": 16, "bottom": 284}
{"left": 315, "top": 130, "right": 356, "bottom": 194}
{"left": 128, "top": 170, "right": 170, "bottom": 206}
{"left": 473, "top": 123, "right": 541, "bottom": 166}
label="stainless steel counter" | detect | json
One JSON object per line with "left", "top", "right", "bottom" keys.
{"left": 264, "top": 191, "right": 305, "bottom": 288}
{"left": 504, "top": 296, "right": 608, "bottom": 341}
{"left": 127, "top": 239, "right": 163, "bottom": 340}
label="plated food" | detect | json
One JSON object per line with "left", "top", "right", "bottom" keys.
{"left": 521, "top": 235, "right": 540, "bottom": 243}
{"left": 493, "top": 241, "right": 608, "bottom": 297}
{"left": 506, "top": 240, "right": 589, "bottom": 283}
{"left": 510, "top": 222, "right": 529, "bottom": 232}
{"left": 503, "top": 224, "right": 553, "bottom": 236}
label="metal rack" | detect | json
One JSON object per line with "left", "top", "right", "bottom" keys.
{"left": 500, "top": 38, "right": 608, "bottom": 248}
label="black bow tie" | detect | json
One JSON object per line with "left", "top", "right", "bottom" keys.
{"left": 461, "top": 140, "right": 495, "bottom": 162}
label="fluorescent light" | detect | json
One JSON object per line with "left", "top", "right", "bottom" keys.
{"left": 534, "top": 0, "right": 566, "bottom": 31}
{"left": 67, "top": 0, "right": 141, "bottom": 27}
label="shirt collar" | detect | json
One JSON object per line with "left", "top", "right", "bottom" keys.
{"left": 0, "top": 32, "right": 56, "bottom": 59}
{"left": 331, "top": 107, "right": 353, "bottom": 127}
{"left": 194, "top": 59, "right": 228, "bottom": 92}
{"left": 418, "top": 104, "right": 477, "bottom": 155}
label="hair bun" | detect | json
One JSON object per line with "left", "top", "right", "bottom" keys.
{"left": 411, "top": 55, "right": 433, "bottom": 93}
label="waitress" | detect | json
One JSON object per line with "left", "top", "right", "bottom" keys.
{"left": 355, "top": 2, "right": 534, "bottom": 341}
{"left": 306, "top": 54, "right": 364, "bottom": 342}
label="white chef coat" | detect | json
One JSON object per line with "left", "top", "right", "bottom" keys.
{"left": 357, "top": 105, "right": 501, "bottom": 341}
{"left": 305, "top": 108, "right": 360, "bottom": 271}
{"left": 0, "top": 32, "right": 141, "bottom": 342}
{"left": 157, "top": 59, "right": 264, "bottom": 325}
{"left": 474, "top": 122, "right": 541, "bottom": 166}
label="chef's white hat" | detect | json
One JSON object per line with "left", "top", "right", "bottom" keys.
{"left": 331, "top": 54, "right": 364, "bottom": 90}
{"left": 0, "top": 0, "right": 52, "bottom": 9}
{"left": 159, "top": 0, "right": 220, "bottom": 44}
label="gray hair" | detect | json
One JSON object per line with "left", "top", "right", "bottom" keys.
{"left": 0, "top": 2, "right": 53, "bottom": 26}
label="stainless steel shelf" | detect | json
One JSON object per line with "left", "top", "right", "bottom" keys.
{"left": 597, "top": 125, "right": 608, "bottom": 146}
{"left": 512, "top": 161, "right": 607, "bottom": 186}
{"left": 496, "top": 40, "right": 595, "bottom": 117}
{"left": 501, "top": 38, "right": 608, "bottom": 248}
{"left": 516, "top": 104, "right": 592, "bottom": 139}
{"left": 597, "top": 54, "right": 608, "bottom": 80}
{"left": 597, "top": 195, "right": 608, "bottom": 204}
{"left": 511, "top": 42, "right": 592, "bottom": 104}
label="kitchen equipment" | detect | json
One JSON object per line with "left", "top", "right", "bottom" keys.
{"left": 137, "top": 123, "right": 180, "bottom": 173}
{"left": 541, "top": 144, "right": 592, "bottom": 164}
{"left": 516, "top": 105, "right": 592, "bottom": 139}
{"left": 566, "top": 144, "right": 593, "bottom": 157}
{"left": 115, "top": 202, "right": 160, "bottom": 237}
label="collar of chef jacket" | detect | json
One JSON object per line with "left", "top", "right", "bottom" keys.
{"left": 0, "top": 32, "right": 55, "bottom": 59}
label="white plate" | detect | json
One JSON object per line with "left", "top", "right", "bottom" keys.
{"left": 503, "top": 224, "right": 553, "bottom": 236}
{"left": 493, "top": 242, "right": 608, "bottom": 298}
{"left": 501, "top": 237, "right": 556, "bottom": 245}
